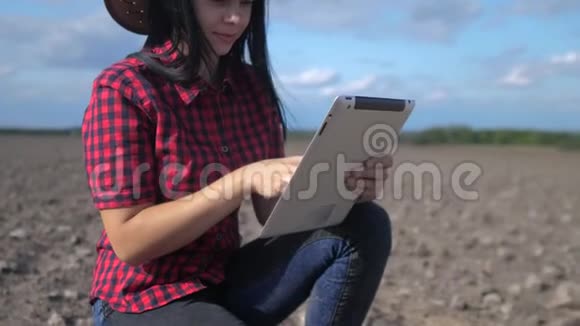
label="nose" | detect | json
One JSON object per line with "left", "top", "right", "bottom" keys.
{"left": 223, "top": 5, "right": 241, "bottom": 24}
{"left": 224, "top": 13, "right": 241, "bottom": 25}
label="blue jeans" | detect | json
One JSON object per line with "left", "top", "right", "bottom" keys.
{"left": 92, "top": 201, "right": 392, "bottom": 326}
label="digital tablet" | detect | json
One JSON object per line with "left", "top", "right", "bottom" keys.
{"left": 257, "top": 95, "right": 415, "bottom": 239}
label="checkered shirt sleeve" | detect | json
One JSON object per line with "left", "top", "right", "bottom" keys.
{"left": 81, "top": 72, "right": 158, "bottom": 210}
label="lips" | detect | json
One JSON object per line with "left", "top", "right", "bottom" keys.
{"left": 214, "top": 32, "right": 236, "bottom": 43}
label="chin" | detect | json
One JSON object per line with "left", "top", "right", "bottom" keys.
{"left": 210, "top": 43, "right": 233, "bottom": 57}
{"left": 216, "top": 49, "right": 231, "bottom": 56}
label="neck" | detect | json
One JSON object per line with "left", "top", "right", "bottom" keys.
{"left": 199, "top": 54, "right": 221, "bottom": 85}
{"left": 176, "top": 40, "right": 221, "bottom": 85}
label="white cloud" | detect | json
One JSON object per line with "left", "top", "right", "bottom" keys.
{"left": 0, "top": 11, "right": 144, "bottom": 70}
{"left": 280, "top": 68, "right": 339, "bottom": 87}
{"left": 270, "top": 0, "right": 482, "bottom": 43}
{"left": 0, "top": 65, "right": 15, "bottom": 78}
{"left": 0, "top": 10, "right": 143, "bottom": 117}
{"left": 270, "top": 0, "right": 384, "bottom": 30}
{"left": 321, "top": 75, "right": 379, "bottom": 96}
{"left": 1, "top": 68, "right": 96, "bottom": 103}
{"left": 499, "top": 65, "right": 533, "bottom": 87}
{"left": 404, "top": 0, "right": 483, "bottom": 43}
{"left": 425, "top": 89, "right": 450, "bottom": 102}
{"left": 511, "top": 0, "right": 580, "bottom": 16}
{"left": 550, "top": 51, "right": 580, "bottom": 65}
{"left": 546, "top": 50, "right": 580, "bottom": 79}
{"left": 494, "top": 49, "right": 580, "bottom": 89}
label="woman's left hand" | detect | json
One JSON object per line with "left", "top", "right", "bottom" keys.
{"left": 344, "top": 154, "right": 394, "bottom": 203}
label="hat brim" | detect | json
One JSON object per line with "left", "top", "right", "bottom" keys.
{"left": 104, "top": 0, "right": 151, "bottom": 35}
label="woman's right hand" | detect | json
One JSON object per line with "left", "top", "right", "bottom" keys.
{"left": 244, "top": 155, "right": 303, "bottom": 199}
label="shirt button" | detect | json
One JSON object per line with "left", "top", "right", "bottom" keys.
{"left": 216, "top": 233, "right": 223, "bottom": 241}
{"left": 221, "top": 145, "right": 229, "bottom": 153}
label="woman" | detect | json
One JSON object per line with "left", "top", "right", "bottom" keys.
{"left": 83, "top": 0, "right": 394, "bottom": 325}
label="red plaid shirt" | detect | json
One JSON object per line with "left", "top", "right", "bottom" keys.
{"left": 81, "top": 40, "right": 285, "bottom": 313}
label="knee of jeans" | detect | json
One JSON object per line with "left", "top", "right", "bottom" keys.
{"left": 347, "top": 202, "right": 392, "bottom": 259}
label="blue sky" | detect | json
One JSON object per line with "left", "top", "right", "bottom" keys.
{"left": 1, "top": 0, "right": 579, "bottom": 132}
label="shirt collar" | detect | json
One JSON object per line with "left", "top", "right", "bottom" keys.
{"left": 147, "top": 39, "right": 237, "bottom": 105}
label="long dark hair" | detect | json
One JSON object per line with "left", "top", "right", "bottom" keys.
{"left": 130, "top": 0, "right": 287, "bottom": 139}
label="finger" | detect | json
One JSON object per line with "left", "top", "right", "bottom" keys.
{"left": 351, "top": 168, "right": 379, "bottom": 179}
{"left": 275, "top": 160, "right": 296, "bottom": 176}
{"left": 361, "top": 179, "right": 383, "bottom": 198}
{"left": 348, "top": 167, "right": 389, "bottom": 179}
{"left": 345, "top": 175, "right": 366, "bottom": 192}
{"left": 344, "top": 176, "right": 381, "bottom": 197}
{"left": 285, "top": 155, "right": 303, "bottom": 165}
{"left": 275, "top": 172, "right": 290, "bottom": 189}
{"left": 289, "top": 164, "right": 298, "bottom": 174}
{"left": 282, "top": 174, "right": 292, "bottom": 183}
{"left": 379, "top": 154, "right": 394, "bottom": 168}
{"left": 358, "top": 183, "right": 382, "bottom": 202}
{"left": 344, "top": 175, "right": 357, "bottom": 191}
{"left": 352, "top": 178, "right": 373, "bottom": 193}
{"left": 270, "top": 172, "right": 282, "bottom": 187}
{"left": 364, "top": 155, "right": 393, "bottom": 169}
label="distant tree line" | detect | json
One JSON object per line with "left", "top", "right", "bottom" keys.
{"left": 285, "top": 125, "right": 580, "bottom": 150}
{"left": 398, "top": 126, "right": 580, "bottom": 150}
{"left": 1, "top": 126, "right": 579, "bottom": 150}
{"left": 0, "top": 128, "right": 82, "bottom": 136}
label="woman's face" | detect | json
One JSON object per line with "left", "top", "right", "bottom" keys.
{"left": 193, "top": 0, "right": 254, "bottom": 57}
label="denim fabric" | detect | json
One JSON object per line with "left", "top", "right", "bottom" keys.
{"left": 91, "top": 299, "right": 106, "bottom": 326}
{"left": 91, "top": 201, "right": 392, "bottom": 326}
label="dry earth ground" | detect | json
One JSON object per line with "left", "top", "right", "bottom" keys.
{"left": 1, "top": 135, "right": 579, "bottom": 325}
